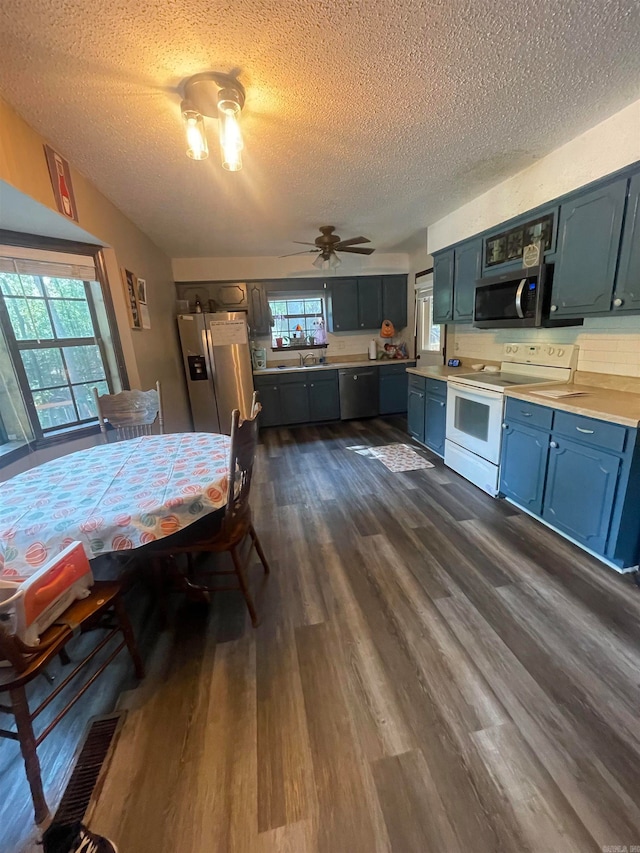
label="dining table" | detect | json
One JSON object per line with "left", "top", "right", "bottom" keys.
{"left": 0, "top": 432, "right": 231, "bottom": 580}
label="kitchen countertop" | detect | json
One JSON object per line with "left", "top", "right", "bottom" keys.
{"left": 505, "top": 383, "right": 640, "bottom": 428}
{"left": 405, "top": 364, "right": 469, "bottom": 380}
{"left": 254, "top": 358, "right": 415, "bottom": 376}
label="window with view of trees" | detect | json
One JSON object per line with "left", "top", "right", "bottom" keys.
{"left": 268, "top": 294, "right": 326, "bottom": 347}
{"left": 0, "top": 244, "right": 121, "bottom": 445}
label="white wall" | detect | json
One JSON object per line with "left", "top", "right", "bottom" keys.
{"left": 428, "top": 99, "right": 640, "bottom": 254}
{"left": 172, "top": 253, "right": 410, "bottom": 282}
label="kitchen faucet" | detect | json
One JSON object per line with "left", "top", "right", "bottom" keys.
{"left": 299, "top": 352, "right": 317, "bottom": 366}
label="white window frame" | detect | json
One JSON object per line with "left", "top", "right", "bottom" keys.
{"left": 415, "top": 269, "right": 443, "bottom": 366}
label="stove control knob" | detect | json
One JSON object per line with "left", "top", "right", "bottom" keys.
{"left": 557, "top": 348, "right": 565, "bottom": 357}
{"left": 506, "top": 345, "right": 512, "bottom": 353}
{"left": 512, "top": 345, "right": 518, "bottom": 353}
{"left": 548, "top": 346, "right": 555, "bottom": 355}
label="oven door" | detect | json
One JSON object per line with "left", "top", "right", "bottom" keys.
{"left": 446, "top": 382, "right": 504, "bottom": 464}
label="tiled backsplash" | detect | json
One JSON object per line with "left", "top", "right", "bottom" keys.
{"left": 256, "top": 329, "right": 413, "bottom": 365}
{"left": 448, "top": 315, "right": 640, "bottom": 377}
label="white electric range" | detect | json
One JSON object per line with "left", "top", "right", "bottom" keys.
{"left": 444, "top": 343, "right": 578, "bottom": 496}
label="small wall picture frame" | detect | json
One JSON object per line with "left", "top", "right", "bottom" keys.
{"left": 44, "top": 144, "right": 78, "bottom": 222}
{"left": 136, "top": 277, "right": 147, "bottom": 305}
{"left": 122, "top": 268, "right": 142, "bottom": 329}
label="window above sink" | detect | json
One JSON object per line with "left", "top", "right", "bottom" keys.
{"left": 268, "top": 292, "right": 327, "bottom": 350}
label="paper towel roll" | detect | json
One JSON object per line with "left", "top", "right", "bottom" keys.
{"left": 368, "top": 339, "right": 377, "bottom": 360}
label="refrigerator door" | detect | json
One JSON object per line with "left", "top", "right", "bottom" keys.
{"left": 177, "top": 313, "right": 221, "bottom": 433}
{"left": 205, "top": 312, "right": 255, "bottom": 432}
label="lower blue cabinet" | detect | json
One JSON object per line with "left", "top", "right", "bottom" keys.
{"left": 407, "top": 380, "right": 426, "bottom": 442}
{"left": 541, "top": 436, "right": 621, "bottom": 555}
{"left": 379, "top": 363, "right": 413, "bottom": 415}
{"left": 425, "top": 392, "right": 446, "bottom": 456}
{"left": 308, "top": 375, "right": 340, "bottom": 422}
{"left": 406, "top": 375, "right": 447, "bottom": 455}
{"left": 500, "top": 398, "right": 640, "bottom": 569}
{"left": 279, "top": 380, "right": 311, "bottom": 425}
{"left": 255, "top": 382, "right": 281, "bottom": 427}
{"left": 500, "top": 421, "right": 549, "bottom": 515}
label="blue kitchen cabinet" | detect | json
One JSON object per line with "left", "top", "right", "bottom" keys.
{"left": 424, "top": 382, "right": 446, "bottom": 456}
{"left": 382, "top": 275, "right": 408, "bottom": 329}
{"left": 307, "top": 371, "right": 340, "bottom": 422}
{"left": 542, "top": 436, "right": 621, "bottom": 555}
{"left": 500, "top": 421, "right": 550, "bottom": 515}
{"left": 279, "top": 379, "right": 311, "bottom": 425}
{"left": 357, "top": 277, "right": 383, "bottom": 330}
{"left": 329, "top": 278, "right": 359, "bottom": 331}
{"left": 433, "top": 250, "right": 454, "bottom": 323}
{"left": 379, "top": 363, "right": 413, "bottom": 415}
{"left": 452, "top": 238, "right": 483, "bottom": 323}
{"left": 613, "top": 171, "right": 640, "bottom": 313}
{"left": 254, "top": 381, "right": 281, "bottom": 427}
{"left": 407, "top": 377, "right": 426, "bottom": 442}
{"left": 551, "top": 177, "right": 628, "bottom": 317}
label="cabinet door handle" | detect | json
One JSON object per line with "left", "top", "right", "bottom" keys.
{"left": 521, "top": 410, "right": 532, "bottom": 417}
{"left": 310, "top": 384, "right": 314, "bottom": 388}
{"left": 550, "top": 440, "right": 558, "bottom": 448}
{"left": 437, "top": 401, "right": 445, "bottom": 407}
{"left": 501, "top": 423, "right": 507, "bottom": 429}
{"left": 550, "top": 304, "right": 558, "bottom": 312}
{"left": 613, "top": 297, "right": 624, "bottom": 308}
{"left": 576, "top": 426, "right": 595, "bottom": 434}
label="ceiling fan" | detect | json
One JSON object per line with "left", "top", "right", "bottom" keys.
{"left": 281, "top": 225, "right": 375, "bottom": 268}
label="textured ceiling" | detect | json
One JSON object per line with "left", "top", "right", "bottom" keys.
{"left": 0, "top": 0, "right": 639, "bottom": 258}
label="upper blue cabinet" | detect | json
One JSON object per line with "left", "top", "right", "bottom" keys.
{"left": 433, "top": 250, "right": 454, "bottom": 323}
{"left": 452, "top": 238, "right": 482, "bottom": 323}
{"left": 550, "top": 176, "right": 628, "bottom": 317}
{"left": 614, "top": 171, "right": 640, "bottom": 313}
{"left": 433, "top": 238, "right": 482, "bottom": 325}
{"left": 432, "top": 163, "right": 640, "bottom": 325}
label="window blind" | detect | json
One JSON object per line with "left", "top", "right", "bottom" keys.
{"left": 0, "top": 246, "right": 97, "bottom": 281}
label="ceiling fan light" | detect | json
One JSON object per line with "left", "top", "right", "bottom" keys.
{"left": 312, "top": 253, "right": 324, "bottom": 269}
{"left": 329, "top": 253, "right": 341, "bottom": 269}
{"left": 181, "top": 101, "right": 208, "bottom": 160}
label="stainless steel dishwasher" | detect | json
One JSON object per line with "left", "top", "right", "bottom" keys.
{"left": 338, "top": 367, "right": 379, "bottom": 420}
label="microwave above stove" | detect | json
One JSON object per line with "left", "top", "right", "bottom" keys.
{"left": 473, "top": 265, "right": 582, "bottom": 329}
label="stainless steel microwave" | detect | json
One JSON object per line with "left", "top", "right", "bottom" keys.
{"left": 473, "top": 265, "right": 581, "bottom": 329}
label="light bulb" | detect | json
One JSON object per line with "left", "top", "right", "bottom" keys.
{"left": 181, "top": 102, "right": 208, "bottom": 160}
{"left": 217, "top": 94, "right": 243, "bottom": 171}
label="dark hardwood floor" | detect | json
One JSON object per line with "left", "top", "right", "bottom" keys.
{"left": 6, "top": 417, "right": 640, "bottom": 852}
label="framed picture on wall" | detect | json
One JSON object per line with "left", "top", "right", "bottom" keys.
{"left": 122, "top": 268, "right": 142, "bottom": 329}
{"left": 136, "top": 277, "right": 148, "bottom": 305}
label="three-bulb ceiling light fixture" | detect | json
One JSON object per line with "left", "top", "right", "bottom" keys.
{"left": 181, "top": 72, "right": 245, "bottom": 171}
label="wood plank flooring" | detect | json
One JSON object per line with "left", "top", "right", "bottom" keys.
{"left": 7, "top": 416, "right": 640, "bottom": 852}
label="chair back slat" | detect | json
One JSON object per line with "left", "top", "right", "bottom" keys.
{"left": 223, "top": 392, "right": 261, "bottom": 530}
{"left": 93, "top": 381, "right": 163, "bottom": 442}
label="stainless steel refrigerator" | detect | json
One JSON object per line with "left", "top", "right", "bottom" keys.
{"left": 177, "top": 312, "right": 255, "bottom": 434}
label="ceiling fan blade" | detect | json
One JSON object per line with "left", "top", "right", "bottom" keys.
{"left": 292, "top": 241, "right": 318, "bottom": 246}
{"left": 338, "top": 246, "right": 375, "bottom": 255}
{"left": 334, "top": 236, "right": 370, "bottom": 249}
{"left": 279, "top": 249, "right": 320, "bottom": 258}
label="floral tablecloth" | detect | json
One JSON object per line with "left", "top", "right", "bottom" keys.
{"left": 0, "top": 433, "right": 230, "bottom": 580}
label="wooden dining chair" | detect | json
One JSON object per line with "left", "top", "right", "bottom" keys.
{"left": 0, "top": 582, "right": 144, "bottom": 825}
{"left": 154, "top": 392, "right": 271, "bottom": 627}
{"left": 92, "top": 381, "right": 163, "bottom": 442}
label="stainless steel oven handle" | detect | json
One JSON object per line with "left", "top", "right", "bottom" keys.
{"left": 515, "top": 278, "right": 526, "bottom": 319}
